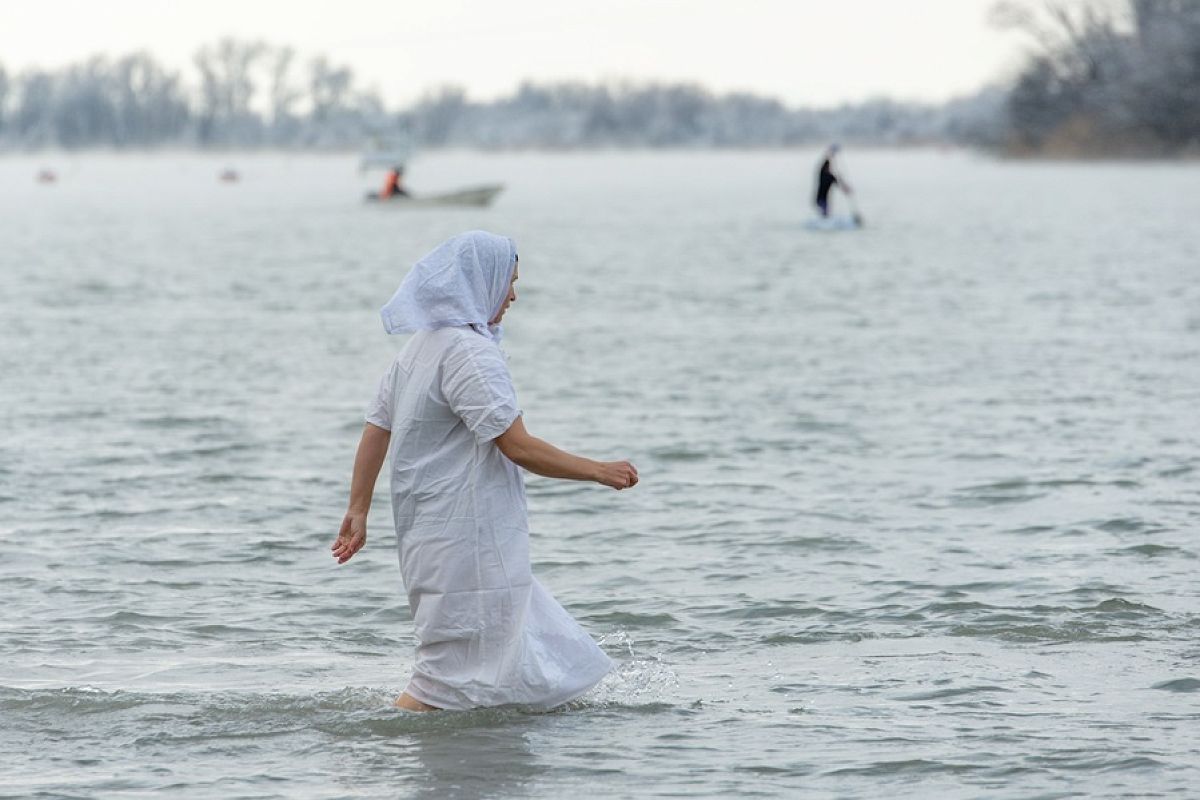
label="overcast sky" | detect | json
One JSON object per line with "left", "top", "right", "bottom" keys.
{"left": 2, "top": 0, "right": 1028, "bottom": 107}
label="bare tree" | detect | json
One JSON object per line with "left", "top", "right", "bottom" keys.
{"left": 112, "top": 53, "right": 189, "bottom": 145}
{"left": 193, "top": 38, "right": 267, "bottom": 144}
{"left": 408, "top": 85, "right": 466, "bottom": 146}
{"left": 12, "top": 69, "right": 56, "bottom": 146}
{"left": 0, "top": 65, "right": 8, "bottom": 136}
{"left": 308, "top": 56, "right": 354, "bottom": 122}
{"left": 0, "top": 37, "right": 1019, "bottom": 151}
{"left": 992, "top": 0, "right": 1200, "bottom": 154}
{"left": 268, "top": 46, "right": 303, "bottom": 140}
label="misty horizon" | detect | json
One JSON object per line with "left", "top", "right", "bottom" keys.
{"left": 0, "top": 42, "right": 1004, "bottom": 118}
{"left": 0, "top": 39, "right": 1007, "bottom": 152}
{"left": 3, "top": 2, "right": 1196, "bottom": 157}
{"left": 0, "top": 0, "right": 1018, "bottom": 109}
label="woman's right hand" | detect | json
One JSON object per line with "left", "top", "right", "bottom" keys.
{"left": 331, "top": 512, "right": 367, "bottom": 564}
{"left": 595, "top": 460, "right": 639, "bottom": 490}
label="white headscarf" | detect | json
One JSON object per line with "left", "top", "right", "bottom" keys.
{"left": 380, "top": 230, "right": 517, "bottom": 342}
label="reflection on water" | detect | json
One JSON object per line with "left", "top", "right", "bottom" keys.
{"left": 407, "top": 719, "right": 539, "bottom": 800}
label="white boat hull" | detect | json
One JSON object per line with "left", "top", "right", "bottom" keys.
{"left": 804, "top": 215, "right": 862, "bottom": 231}
{"left": 366, "top": 184, "right": 504, "bottom": 207}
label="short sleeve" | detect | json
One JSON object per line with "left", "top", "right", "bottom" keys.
{"left": 441, "top": 336, "right": 520, "bottom": 444}
{"left": 364, "top": 360, "right": 398, "bottom": 431}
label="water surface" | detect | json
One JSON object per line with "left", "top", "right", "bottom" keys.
{"left": 1, "top": 150, "right": 1198, "bottom": 798}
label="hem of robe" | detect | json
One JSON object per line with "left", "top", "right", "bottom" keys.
{"left": 544, "top": 653, "right": 614, "bottom": 710}
{"left": 403, "top": 653, "right": 614, "bottom": 712}
{"left": 400, "top": 681, "right": 445, "bottom": 711}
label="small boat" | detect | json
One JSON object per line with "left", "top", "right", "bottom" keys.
{"left": 804, "top": 214, "right": 862, "bottom": 231}
{"left": 365, "top": 184, "right": 504, "bottom": 208}
{"left": 219, "top": 168, "right": 240, "bottom": 183}
{"left": 36, "top": 169, "right": 57, "bottom": 184}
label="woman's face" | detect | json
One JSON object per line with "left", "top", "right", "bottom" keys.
{"left": 490, "top": 263, "right": 518, "bottom": 325}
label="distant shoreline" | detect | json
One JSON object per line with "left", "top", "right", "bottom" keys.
{"left": 4, "top": 144, "right": 1199, "bottom": 162}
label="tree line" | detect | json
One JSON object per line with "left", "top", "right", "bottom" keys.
{"left": 401, "top": 83, "right": 1007, "bottom": 149}
{"left": 0, "top": 37, "right": 1004, "bottom": 152}
{"left": 2, "top": 1, "right": 1196, "bottom": 156}
{"left": 995, "top": 0, "right": 1200, "bottom": 155}
{"left": 0, "top": 41, "right": 384, "bottom": 149}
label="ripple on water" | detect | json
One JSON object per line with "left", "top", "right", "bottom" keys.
{"left": 895, "top": 685, "right": 1012, "bottom": 702}
{"left": 1113, "top": 544, "right": 1193, "bottom": 558}
{"left": 647, "top": 446, "right": 710, "bottom": 462}
{"left": 704, "top": 601, "right": 828, "bottom": 621}
{"left": 1094, "top": 517, "right": 1157, "bottom": 533}
{"left": 951, "top": 479, "right": 1052, "bottom": 506}
{"left": 583, "top": 611, "right": 679, "bottom": 628}
{"left": 133, "top": 414, "right": 237, "bottom": 430}
{"left": 761, "top": 630, "right": 884, "bottom": 645}
{"left": 825, "top": 758, "right": 984, "bottom": 778}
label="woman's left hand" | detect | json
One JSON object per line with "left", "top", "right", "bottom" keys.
{"left": 331, "top": 512, "right": 367, "bottom": 564}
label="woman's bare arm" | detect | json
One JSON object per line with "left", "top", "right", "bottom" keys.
{"left": 495, "top": 416, "right": 638, "bottom": 490}
{"left": 331, "top": 422, "right": 391, "bottom": 564}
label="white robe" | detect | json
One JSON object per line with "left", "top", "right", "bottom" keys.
{"left": 365, "top": 326, "right": 613, "bottom": 710}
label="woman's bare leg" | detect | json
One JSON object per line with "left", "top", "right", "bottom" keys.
{"left": 394, "top": 692, "right": 439, "bottom": 712}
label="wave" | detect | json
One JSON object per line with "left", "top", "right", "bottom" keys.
{"left": 0, "top": 671, "right": 679, "bottom": 739}
{"left": 1151, "top": 678, "right": 1200, "bottom": 693}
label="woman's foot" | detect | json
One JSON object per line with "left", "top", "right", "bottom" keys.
{"left": 394, "top": 692, "right": 439, "bottom": 712}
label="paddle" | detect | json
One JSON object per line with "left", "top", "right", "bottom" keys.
{"left": 836, "top": 154, "right": 864, "bottom": 227}
{"left": 846, "top": 190, "right": 864, "bottom": 227}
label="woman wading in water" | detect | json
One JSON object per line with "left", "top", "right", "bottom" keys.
{"left": 332, "top": 230, "right": 638, "bottom": 711}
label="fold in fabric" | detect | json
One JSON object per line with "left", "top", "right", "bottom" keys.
{"left": 366, "top": 327, "right": 613, "bottom": 710}
{"left": 380, "top": 230, "right": 517, "bottom": 343}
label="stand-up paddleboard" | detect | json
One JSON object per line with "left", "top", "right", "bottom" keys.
{"left": 365, "top": 184, "right": 504, "bottom": 208}
{"left": 804, "top": 214, "right": 862, "bottom": 231}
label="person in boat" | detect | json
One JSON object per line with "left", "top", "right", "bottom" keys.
{"left": 381, "top": 165, "right": 409, "bottom": 199}
{"left": 814, "top": 144, "right": 851, "bottom": 218}
{"left": 332, "top": 230, "right": 639, "bottom": 712}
